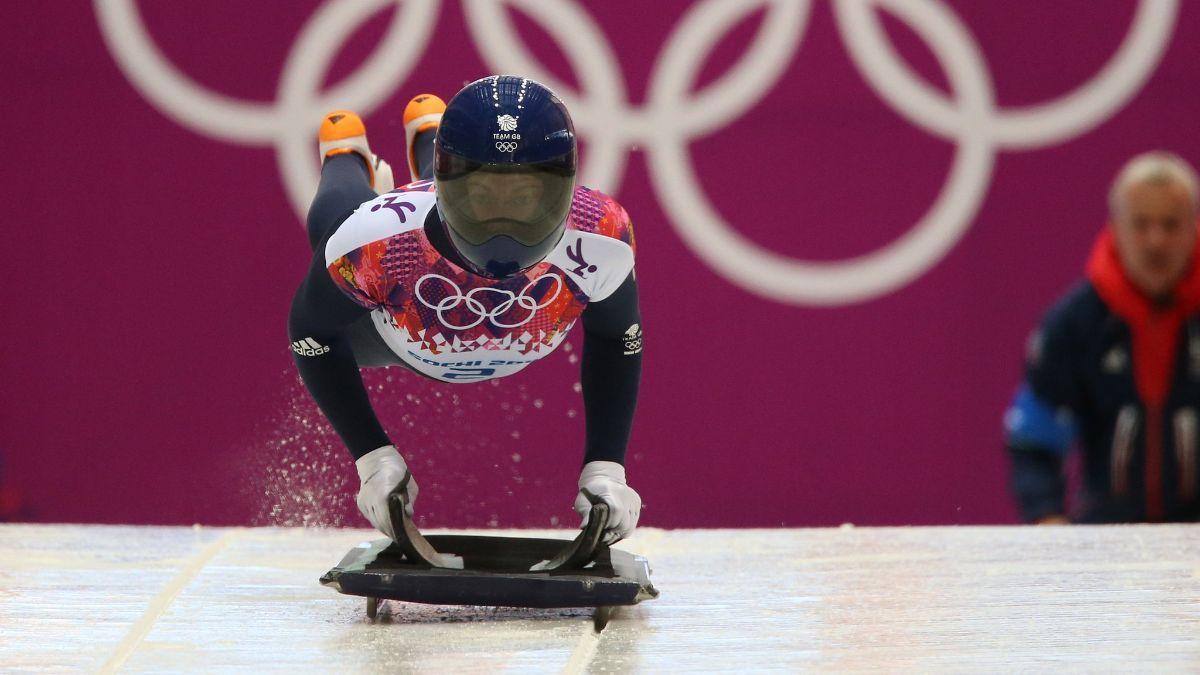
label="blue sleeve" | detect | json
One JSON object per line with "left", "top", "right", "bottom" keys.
{"left": 1005, "top": 384, "right": 1076, "bottom": 522}
{"left": 1005, "top": 384, "right": 1076, "bottom": 456}
{"left": 1005, "top": 302, "right": 1083, "bottom": 522}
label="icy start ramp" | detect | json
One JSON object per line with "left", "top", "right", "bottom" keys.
{"left": 2, "top": 524, "right": 1199, "bottom": 672}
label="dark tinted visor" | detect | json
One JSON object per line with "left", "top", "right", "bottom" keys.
{"left": 436, "top": 157, "right": 574, "bottom": 246}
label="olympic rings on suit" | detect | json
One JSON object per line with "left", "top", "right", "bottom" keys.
{"left": 414, "top": 273, "right": 564, "bottom": 330}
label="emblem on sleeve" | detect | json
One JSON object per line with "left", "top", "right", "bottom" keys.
{"left": 623, "top": 323, "right": 643, "bottom": 355}
{"left": 292, "top": 337, "right": 331, "bottom": 356}
{"left": 566, "top": 239, "right": 598, "bottom": 278}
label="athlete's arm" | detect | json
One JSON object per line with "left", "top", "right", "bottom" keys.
{"left": 288, "top": 245, "right": 391, "bottom": 460}
{"left": 579, "top": 271, "right": 642, "bottom": 465}
{"left": 573, "top": 271, "right": 643, "bottom": 542}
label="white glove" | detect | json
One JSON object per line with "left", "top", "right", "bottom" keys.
{"left": 574, "top": 461, "right": 642, "bottom": 544}
{"left": 355, "top": 445, "right": 417, "bottom": 541}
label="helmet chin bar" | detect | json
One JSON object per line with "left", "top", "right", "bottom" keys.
{"left": 444, "top": 222, "right": 565, "bottom": 279}
{"left": 483, "top": 259, "right": 521, "bottom": 279}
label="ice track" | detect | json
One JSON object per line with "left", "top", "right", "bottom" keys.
{"left": 2, "top": 524, "right": 1199, "bottom": 672}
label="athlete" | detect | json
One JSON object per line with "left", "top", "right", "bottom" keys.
{"left": 289, "top": 76, "right": 644, "bottom": 544}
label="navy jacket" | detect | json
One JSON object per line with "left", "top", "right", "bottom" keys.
{"left": 1006, "top": 231, "right": 1200, "bottom": 523}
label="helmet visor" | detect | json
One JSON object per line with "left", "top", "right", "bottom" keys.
{"left": 436, "top": 157, "right": 574, "bottom": 247}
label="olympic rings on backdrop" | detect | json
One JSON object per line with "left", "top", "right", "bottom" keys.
{"left": 95, "top": 0, "right": 1179, "bottom": 305}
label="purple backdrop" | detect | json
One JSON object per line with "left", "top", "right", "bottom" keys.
{"left": 3, "top": 1, "right": 1198, "bottom": 528}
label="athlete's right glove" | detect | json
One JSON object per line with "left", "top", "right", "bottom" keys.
{"left": 574, "top": 461, "right": 642, "bottom": 544}
{"left": 355, "top": 445, "right": 417, "bottom": 541}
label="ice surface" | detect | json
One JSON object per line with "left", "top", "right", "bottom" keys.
{"left": 2, "top": 524, "right": 1199, "bottom": 672}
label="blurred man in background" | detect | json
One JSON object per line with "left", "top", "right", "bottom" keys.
{"left": 1006, "top": 152, "right": 1200, "bottom": 524}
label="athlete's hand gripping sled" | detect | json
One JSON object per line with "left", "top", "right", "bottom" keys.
{"left": 383, "top": 473, "right": 464, "bottom": 569}
{"left": 321, "top": 478, "right": 658, "bottom": 629}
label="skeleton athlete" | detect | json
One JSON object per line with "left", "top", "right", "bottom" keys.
{"left": 288, "top": 76, "right": 644, "bottom": 544}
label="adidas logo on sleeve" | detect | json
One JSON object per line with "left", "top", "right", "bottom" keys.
{"left": 291, "top": 337, "right": 331, "bottom": 356}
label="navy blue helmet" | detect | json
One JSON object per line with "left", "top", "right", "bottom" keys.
{"left": 435, "top": 76, "right": 577, "bottom": 278}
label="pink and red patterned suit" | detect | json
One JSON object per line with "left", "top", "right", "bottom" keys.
{"left": 323, "top": 182, "right": 636, "bottom": 382}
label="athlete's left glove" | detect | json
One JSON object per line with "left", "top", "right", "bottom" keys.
{"left": 574, "top": 461, "right": 642, "bottom": 544}
{"left": 355, "top": 445, "right": 418, "bottom": 542}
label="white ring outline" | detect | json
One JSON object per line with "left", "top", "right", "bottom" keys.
{"left": 833, "top": 0, "right": 1179, "bottom": 148}
{"left": 646, "top": 0, "right": 995, "bottom": 304}
{"left": 94, "top": 0, "right": 440, "bottom": 215}
{"left": 95, "top": 0, "right": 1178, "bottom": 306}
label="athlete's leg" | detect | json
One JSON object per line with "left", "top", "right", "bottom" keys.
{"left": 413, "top": 130, "right": 436, "bottom": 182}
{"left": 403, "top": 94, "right": 445, "bottom": 183}
{"left": 306, "top": 154, "right": 375, "bottom": 251}
{"left": 308, "top": 110, "right": 393, "bottom": 250}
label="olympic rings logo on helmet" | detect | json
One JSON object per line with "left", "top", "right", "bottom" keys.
{"left": 413, "top": 273, "right": 564, "bottom": 330}
{"left": 494, "top": 141, "right": 519, "bottom": 152}
{"left": 95, "top": 0, "right": 1179, "bottom": 306}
